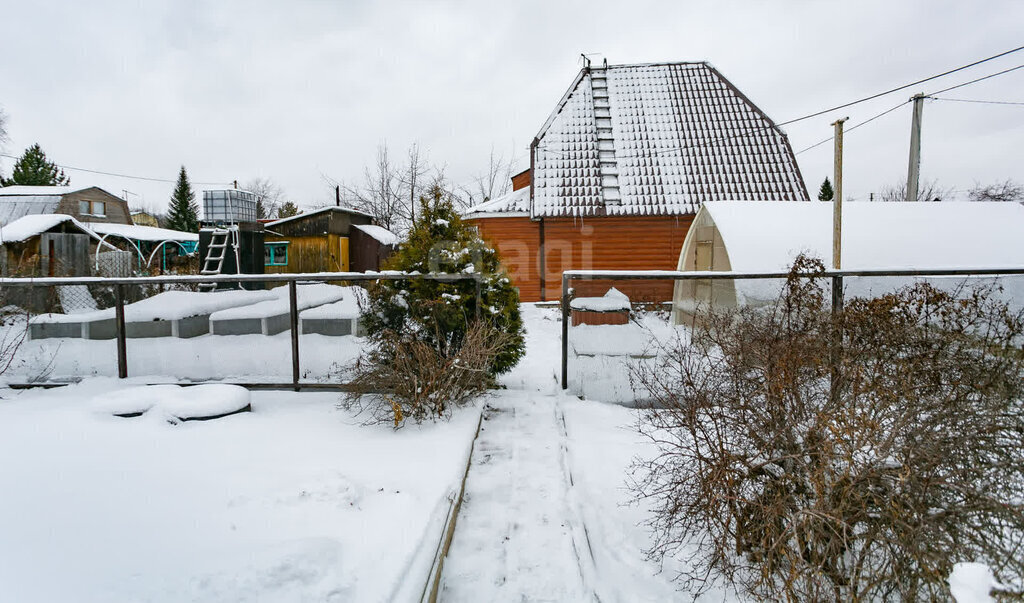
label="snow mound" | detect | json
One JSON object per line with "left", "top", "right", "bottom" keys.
{"left": 300, "top": 287, "right": 367, "bottom": 320}
{"left": 211, "top": 284, "right": 346, "bottom": 320}
{"left": 570, "top": 287, "right": 631, "bottom": 312}
{"left": 32, "top": 289, "right": 278, "bottom": 324}
{"left": 94, "top": 384, "right": 251, "bottom": 422}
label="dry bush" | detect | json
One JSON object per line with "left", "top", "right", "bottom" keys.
{"left": 631, "top": 257, "right": 1024, "bottom": 601}
{"left": 344, "top": 320, "right": 512, "bottom": 426}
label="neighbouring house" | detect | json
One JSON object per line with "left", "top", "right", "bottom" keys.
{"left": 262, "top": 207, "right": 397, "bottom": 274}
{"left": 0, "top": 186, "right": 133, "bottom": 227}
{"left": 464, "top": 60, "right": 809, "bottom": 302}
{"left": 130, "top": 210, "right": 160, "bottom": 228}
{"left": 671, "top": 201, "right": 1024, "bottom": 322}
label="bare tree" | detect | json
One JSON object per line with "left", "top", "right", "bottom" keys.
{"left": 337, "top": 143, "right": 407, "bottom": 232}
{"left": 459, "top": 145, "right": 516, "bottom": 209}
{"left": 876, "top": 179, "right": 952, "bottom": 202}
{"left": 243, "top": 177, "right": 286, "bottom": 219}
{"left": 402, "top": 143, "right": 429, "bottom": 225}
{"left": 0, "top": 106, "right": 8, "bottom": 146}
{"left": 968, "top": 178, "right": 1024, "bottom": 203}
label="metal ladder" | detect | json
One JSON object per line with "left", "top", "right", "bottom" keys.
{"left": 199, "top": 228, "right": 239, "bottom": 291}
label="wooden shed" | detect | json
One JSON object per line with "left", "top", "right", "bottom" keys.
{"left": 0, "top": 214, "right": 106, "bottom": 277}
{"left": 464, "top": 60, "right": 808, "bottom": 303}
{"left": 262, "top": 207, "right": 397, "bottom": 274}
{"left": 672, "top": 201, "right": 1024, "bottom": 322}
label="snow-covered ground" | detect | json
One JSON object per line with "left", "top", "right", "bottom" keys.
{"left": 0, "top": 380, "right": 482, "bottom": 602}
{"left": 0, "top": 301, "right": 721, "bottom": 601}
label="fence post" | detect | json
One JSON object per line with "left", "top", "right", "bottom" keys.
{"left": 561, "top": 274, "right": 570, "bottom": 390}
{"left": 114, "top": 284, "right": 128, "bottom": 379}
{"left": 289, "top": 280, "right": 300, "bottom": 391}
{"left": 830, "top": 275, "right": 844, "bottom": 404}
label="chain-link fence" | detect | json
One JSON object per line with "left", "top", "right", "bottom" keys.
{"left": 559, "top": 269, "right": 1024, "bottom": 404}
{"left": 0, "top": 272, "right": 482, "bottom": 387}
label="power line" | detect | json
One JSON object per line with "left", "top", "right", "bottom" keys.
{"left": 537, "top": 45, "right": 1024, "bottom": 160}
{"left": 795, "top": 100, "right": 910, "bottom": 155}
{"left": 925, "top": 63, "right": 1024, "bottom": 97}
{"left": 0, "top": 152, "right": 233, "bottom": 186}
{"left": 930, "top": 97, "right": 1024, "bottom": 106}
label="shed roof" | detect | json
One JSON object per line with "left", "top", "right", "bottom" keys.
{"left": 352, "top": 223, "right": 399, "bottom": 246}
{"left": 265, "top": 206, "right": 373, "bottom": 228}
{"left": 0, "top": 214, "right": 101, "bottom": 244}
{"left": 529, "top": 62, "right": 808, "bottom": 219}
{"left": 698, "top": 201, "right": 1024, "bottom": 271}
{"left": 87, "top": 222, "right": 199, "bottom": 243}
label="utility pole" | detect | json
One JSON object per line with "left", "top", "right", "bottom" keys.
{"left": 905, "top": 93, "right": 925, "bottom": 202}
{"left": 832, "top": 117, "right": 848, "bottom": 270}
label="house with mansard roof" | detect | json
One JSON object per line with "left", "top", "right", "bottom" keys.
{"left": 464, "top": 59, "right": 809, "bottom": 302}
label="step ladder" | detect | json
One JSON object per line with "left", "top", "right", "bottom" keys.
{"left": 199, "top": 228, "right": 240, "bottom": 291}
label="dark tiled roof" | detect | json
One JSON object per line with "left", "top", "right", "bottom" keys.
{"left": 531, "top": 62, "right": 809, "bottom": 218}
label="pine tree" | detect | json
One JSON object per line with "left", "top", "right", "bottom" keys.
{"left": 277, "top": 201, "right": 299, "bottom": 218}
{"left": 165, "top": 166, "right": 200, "bottom": 232}
{"left": 362, "top": 186, "right": 525, "bottom": 375}
{"left": 1, "top": 144, "right": 70, "bottom": 186}
{"left": 817, "top": 177, "right": 834, "bottom": 202}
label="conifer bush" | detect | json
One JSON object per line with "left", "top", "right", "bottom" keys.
{"left": 347, "top": 187, "right": 525, "bottom": 424}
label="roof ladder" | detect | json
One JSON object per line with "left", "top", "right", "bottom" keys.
{"left": 591, "top": 68, "right": 621, "bottom": 205}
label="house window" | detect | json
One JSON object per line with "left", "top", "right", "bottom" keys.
{"left": 264, "top": 242, "right": 289, "bottom": 266}
{"left": 79, "top": 200, "right": 106, "bottom": 217}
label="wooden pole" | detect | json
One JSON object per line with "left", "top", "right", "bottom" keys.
{"left": 831, "top": 117, "right": 848, "bottom": 270}
{"left": 560, "top": 274, "right": 570, "bottom": 390}
{"left": 906, "top": 93, "right": 925, "bottom": 202}
{"left": 288, "top": 280, "right": 300, "bottom": 391}
{"left": 114, "top": 284, "right": 128, "bottom": 379}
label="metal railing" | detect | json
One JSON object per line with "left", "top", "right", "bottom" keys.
{"left": 1, "top": 271, "right": 483, "bottom": 389}
{"left": 560, "top": 267, "right": 1024, "bottom": 391}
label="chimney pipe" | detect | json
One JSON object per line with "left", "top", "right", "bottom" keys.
{"left": 335, "top": 185, "right": 340, "bottom": 207}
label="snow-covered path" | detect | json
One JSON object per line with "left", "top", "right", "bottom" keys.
{"left": 440, "top": 391, "right": 598, "bottom": 602}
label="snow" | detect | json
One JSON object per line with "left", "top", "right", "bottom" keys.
{"left": 569, "top": 286, "right": 631, "bottom": 311}
{"left": 463, "top": 186, "right": 531, "bottom": 218}
{"left": 0, "top": 185, "right": 74, "bottom": 196}
{"left": 0, "top": 380, "right": 483, "bottom": 602}
{"left": 210, "top": 284, "right": 346, "bottom": 320}
{"left": 31, "top": 289, "right": 278, "bottom": 324}
{"left": 88, "top": 222, "right": 199, "bottom": 243}
{"left": 299, "top": 287, "right": 366, "bottom": 320}
{"left": 949, "top": 562, "right": 997, "bottom": 603}
{"left": 701, "top": 200, "right": 1024, "bottom": 271}
{"left": 352, "top": 223, "right": 399, "bottom": 246}
{"left": 92, "top": 383, "right": 251, "bottom": 420}
{"left": 0, "top": 213, "right": 98, "bottom": 243}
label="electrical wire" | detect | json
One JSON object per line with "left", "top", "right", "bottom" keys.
{"left": 795, "top": 100, "right": 910, "bottom": 155}
{"left": 925, "top": 63, "right": 1024, "bottom": 97}
{"left": 0, "top": 152, "right": 233, "bottom": 186}
{"left": 929, "top": 97, "right": 1024, "bottom": 106}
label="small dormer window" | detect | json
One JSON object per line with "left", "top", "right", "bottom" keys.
{"left": 79, "top": 200, "right": 106, "bottom": 217}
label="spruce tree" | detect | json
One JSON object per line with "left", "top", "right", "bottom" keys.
{"left": 817, "top": 177, "right": 834, "bottom": 202}
{"left": 165, "top": 166, "right": 200, "bottom": 232}
{"left": 277, "top": 201, "right": 299, "bottom": 218}
{"left": 1, "top": 144, "right": 69, "bottom": 186}
{"left": 362, "top": 186, "right": 525, "bottom": 375}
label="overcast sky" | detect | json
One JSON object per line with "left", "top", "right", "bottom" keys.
{"left": 1, "top": 0, "right": 1021, "bottom": 213}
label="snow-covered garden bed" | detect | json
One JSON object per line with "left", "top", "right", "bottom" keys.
{"left": 0, "top": 379, "right": 482, "bottom": 601}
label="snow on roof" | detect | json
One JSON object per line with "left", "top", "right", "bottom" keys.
{"left": 0, "top": 214, "right": 99, "bottom": 243}
{"left": 464, "top": 186, "right": 531, "bottom": 218}
{"left": 699, "top": 201, "right": 1024, "bottom": 271}
{"left": 0, "top": 186, "right": 74, "bottom": 196}
{"left": 352, "top": 223, "right": 399, "bottom": 246}
{"left": 265, "top": 206, "right": 373, "bottom": 228}
{"left": 531, "top": 62, "right": 808, "bottom": 219}
{"left": 87, "top": 222, "right": 199, "bottom": 243}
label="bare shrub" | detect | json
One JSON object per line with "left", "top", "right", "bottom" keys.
{"left": 344, "top": 320, "right": 512, "bottom": 427}
{"left": 631, "top": 257, "right": 1024, "bottom": 601}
